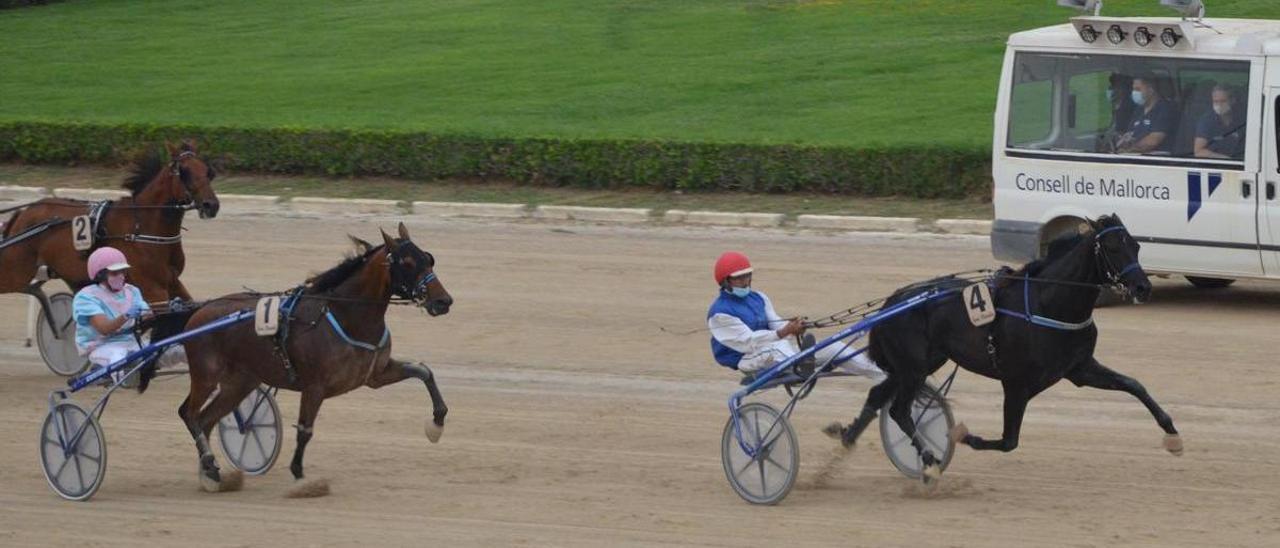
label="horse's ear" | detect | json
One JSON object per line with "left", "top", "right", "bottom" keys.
{"left": 348, "top": 235, "right": 373, "bottom": 254}
{"left": 164, "top": 141, "right": 178, "bottom": 157}
{"left": 380, "top": 229, "right": 395, "bottom": 248}
{"left": 397, "top": 222, "right": 411, "bottom": 242}
{"left": 180, "top": 140, "right": 196, "bottom": 153}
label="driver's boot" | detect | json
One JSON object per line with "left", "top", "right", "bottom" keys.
{"left": 791, "top": 333, "right": 816, "bottom": 378}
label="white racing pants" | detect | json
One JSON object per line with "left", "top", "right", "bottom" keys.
{"left": 737, "top": 333, "right": 885, "bottom": 382}
{"left": 88, "top": 340, "right": 188, "bottom": 375}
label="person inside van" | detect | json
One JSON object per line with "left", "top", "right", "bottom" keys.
{"left": 1194, "top": 84, "right": 1247, "bottom": 160}
{"left": 1115, "top": 73, "right": 1175, "bottom": 154}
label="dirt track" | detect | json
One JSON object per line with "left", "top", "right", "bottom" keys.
{"left": 1, "top": 213, "right": 1277, "bottom": 547}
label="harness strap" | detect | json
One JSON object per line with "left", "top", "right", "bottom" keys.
{"left": 0, "top": 218, "right": 68, "bottom": 251}
{"left": 324, "top": 311, "right": 390, "bottom": 351}
{"left": 994, "top": 272, "right": 1095, "bottom": 331}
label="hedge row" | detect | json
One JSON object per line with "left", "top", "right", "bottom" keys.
{"left": 0, "top": 122, "right": 992, "bottom": 198}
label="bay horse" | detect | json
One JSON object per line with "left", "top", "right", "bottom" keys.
{"left": 0, "top": 141, "right": 219, "bottom": 311}
{"left": 171, "top": 223, "right": 453, "bottom": 494}
{"left": 831, "top": 214, "right": 1180, "bottom": 481}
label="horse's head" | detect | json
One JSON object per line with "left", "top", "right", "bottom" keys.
{"left": 382, "top": 222, "right": 452, "bottom": 316}
{"left": 1091, "top": 214, "right": 1152, "bottom": 303}
{"left": 165, "top": 141, "right": 220, "bottom": 219}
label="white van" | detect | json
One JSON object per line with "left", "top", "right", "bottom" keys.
{"left": 991, "top": 1, "right": 1280, "bottom": 288}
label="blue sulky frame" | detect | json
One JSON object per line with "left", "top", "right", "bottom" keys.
{"left": 40, "top": 308, "right": 279, "bottom": 501}
{"left": 726, "top": 288, "right": 956, "bottom": 459}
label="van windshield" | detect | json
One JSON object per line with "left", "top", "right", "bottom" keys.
{"left": 1007, "top": 52, "right": 1249, "bottom": 162}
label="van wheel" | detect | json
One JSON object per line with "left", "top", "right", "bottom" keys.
{"left": 1185, "top": 276, "right": 1234, "bottom": 289}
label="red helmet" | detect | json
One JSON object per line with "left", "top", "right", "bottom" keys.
{"left": 714, "top": 252, "right": 753, "bottom": 285}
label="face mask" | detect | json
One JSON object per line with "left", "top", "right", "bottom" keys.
{"left": 1131, "top": 90, "right": 1146, "bottom": 107}
{"left": 730, "top": 286, "right": 751, "bottom": 298}
{"left": 106, "top": 272, "right": 126, "bottom": 292}
{"left": 1213, "top": 104, "right": 1230, "bottom": 116}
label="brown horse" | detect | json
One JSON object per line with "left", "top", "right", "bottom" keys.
{"left": 174, "top": 223, "right": 453, "bottom": 494}
{"left": 0, "top": 141, "right": 219, "bottom": 310}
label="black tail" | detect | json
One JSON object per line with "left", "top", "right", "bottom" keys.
{"left": 136, "top": 305, "right": 200, "bottom": 393}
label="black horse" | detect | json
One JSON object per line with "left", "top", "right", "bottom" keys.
{"left": 831, "top": 214, "right": 1181, "bottom": 481}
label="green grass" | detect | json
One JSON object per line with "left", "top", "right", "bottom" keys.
{"left": 4, "top": 1, "right": 1273, "bottom": 149}
{"left": 0, "top": 163, "right": 993, "bottom": 220}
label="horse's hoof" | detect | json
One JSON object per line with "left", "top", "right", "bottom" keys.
{"left": 198, "top": 467, "right": 222, "bottom": 493}
{"left": 948, "top": 422, "right": 969, "bottom": 444}
{"left": 1163, "top": 434, "right": 1184, "bottom": 456}
{"left": 286, "top": 477, "right": 331, "bottom": 499}
{"left": 425, "top": 420, "right": 443, "bottom": 444}
{"left": 922, "top": 463, "right": 943, "bottom": 484}
{"left": 821, "top": 422, "right": 844, "bottom": 440}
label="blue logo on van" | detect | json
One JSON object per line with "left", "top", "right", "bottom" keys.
{"left": 1187, "top": 172, "right": 1222, "bottom": 221}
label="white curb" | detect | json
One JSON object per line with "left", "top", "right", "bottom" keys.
{"left": 218, "top": 194, "right": 281, "bottom": 215}
{"left": 0, "top": 185, "right": 50, "bottom": 201}
{"left": 290, "top": 197, "right": 403, "bottom": 215}
{"left": 534, "top": 205, "right": 652, "bottom": 223}
{"left": 412, "top": 201, "right": 528, "bottom": 218}
{"left": 796, "top": 214, "right": 919, "bottom": 233}
{"left": 678, "top": 210, "right": 785, "bottom": 227}
{"left": 52, "top": 188, "right": 129, "bottom": 201}
{"left": 934, "top": 219, "right": 992, "bottom": 235}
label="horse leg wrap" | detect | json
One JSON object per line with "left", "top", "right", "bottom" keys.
{"left": 840, "top": 405, "right": 879, "bottom": 448}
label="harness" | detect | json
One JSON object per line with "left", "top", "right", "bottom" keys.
{"left": 994, "top": 225, "right": 1138, "bottom": 332}
{"left": 269, "top": 285, "right": 393, "bottom": 385}
{"left": 985, "top": 224, "right": 1141, "bottom": 374}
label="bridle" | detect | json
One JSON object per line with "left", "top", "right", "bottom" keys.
{"left": 1093, "top": 225, "right": 1143, "bottom": 289}
{"left": 168, "top": 150, "right": 207, "bottom": 213}
{"left": 386, "top": 240, "right": 439, "bottom": 305}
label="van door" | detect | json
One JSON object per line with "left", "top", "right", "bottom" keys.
{"left": 1261, "top": 81, "right": 1280, "bottom": 274}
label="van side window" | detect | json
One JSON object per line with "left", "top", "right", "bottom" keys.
{"left": 1007, "top": 53, "right": 1249, "bottom": 165}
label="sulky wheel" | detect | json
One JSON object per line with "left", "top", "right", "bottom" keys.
{"left": 879, "top": 383, "right": 955, "bottom": 479}
{"left": 218, "top": 386, "right": 283, "bottom": 475}
{"left": 721, "top": 402, "right": 799, "bottom": 505}
{"left": 37, "top": 293, "right": 89, "bottom": 376}
{"left": 39, "top": 401, "right": 107, "bottom": 501}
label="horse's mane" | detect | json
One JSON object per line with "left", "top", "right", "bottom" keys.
{"left": 305, "top": 238, "right": 385, "bottom": 294}
{"left": 1014, "top": 233, "right": 1085, "bottom": 277}
{"left": 1012, "top": 214, "right": 1122, "bottom": 277}
{"left": 121, "top": 143, "right": 192, "bottom": 196}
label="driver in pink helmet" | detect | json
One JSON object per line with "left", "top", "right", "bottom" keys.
{"left": 73, "top": 247, "right": 153, "bottom": 384}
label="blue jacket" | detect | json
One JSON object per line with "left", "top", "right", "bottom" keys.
{"left": 707, "top": 291, "right": 772, "bottom": 369}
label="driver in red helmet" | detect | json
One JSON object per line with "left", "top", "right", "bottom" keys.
{"left": 706, "top": 252, "right": 885, "bottom": 382}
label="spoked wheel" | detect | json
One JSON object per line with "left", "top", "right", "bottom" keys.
{"left": 217, "top": 386, "right": 282, "bottom": 475}
{"left": 36, "top": 293, "right": 88, "bottom": 376}
{"left": 39, "top": 401, "right": 107, "bottom": 501}
{"left": 721, "top": 402, "right": 799, "bottom": 505}
{"left": 879, "top": 383, "right": 955, "bottom": 479}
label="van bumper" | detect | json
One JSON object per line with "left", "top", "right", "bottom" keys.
{"left": 991, "top": 219, "right": 1040, "bottom": 263}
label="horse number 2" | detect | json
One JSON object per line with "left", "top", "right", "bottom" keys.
{"left": 963, "top": 283, "right": 996, "bottom": 327}
{"left": 71, "top": 215, "right": 93, "bottom": 251}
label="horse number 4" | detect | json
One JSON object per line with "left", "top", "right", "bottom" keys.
{"left": 255, "top": 296, "right": 282, "bottom": 336}
{"left": 71, "top": 215, "right": 93, "bottom": 251}
{"left": 963, "top": 283, "right": 996, "bottom": 327}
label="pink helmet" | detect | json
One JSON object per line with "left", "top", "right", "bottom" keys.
{"left": 87, "top": 247, "right": 131, "bottom": 280}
